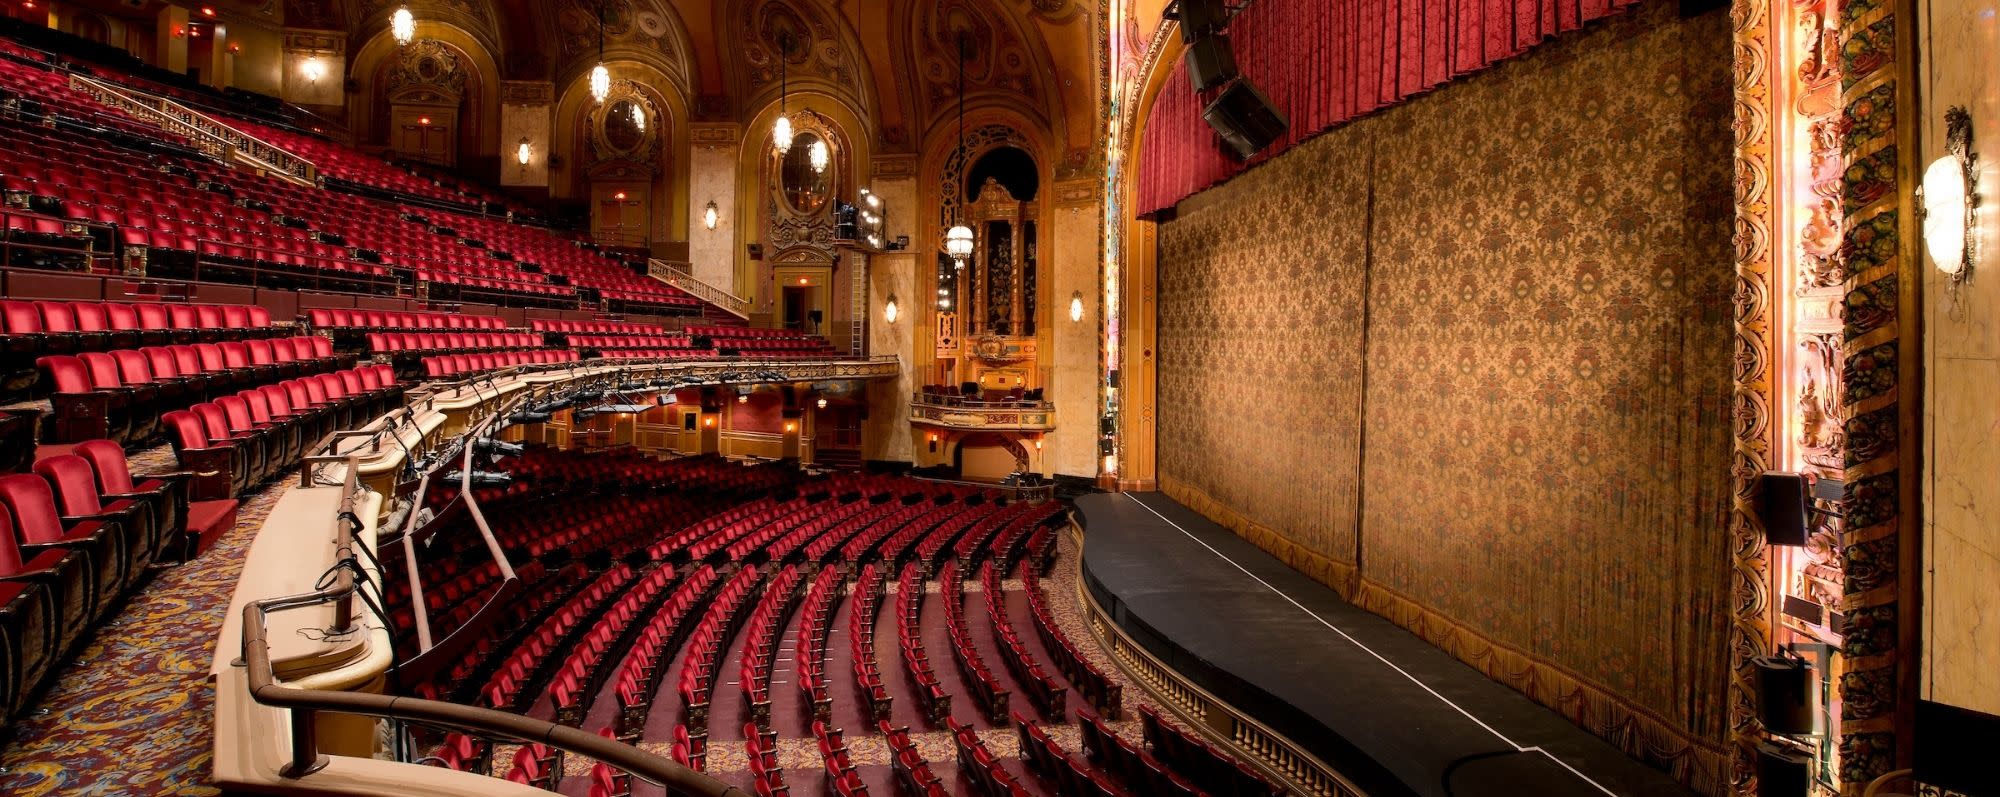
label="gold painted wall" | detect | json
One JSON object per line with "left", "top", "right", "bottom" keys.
{"left": 1154, "top": 2, "right": 1735, "bottom": 789}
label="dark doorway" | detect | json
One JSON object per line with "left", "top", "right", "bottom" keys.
{"left": 782, "top": 286, "right": 808, "bottom": 331}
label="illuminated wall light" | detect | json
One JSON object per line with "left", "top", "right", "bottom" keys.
{"left": 883, "top": 293, "right": 899, "bottom": 324}
{"left": 516, "top": 139, "right": 532, "bottom": 166}
{"left": 391, "top": 5, "right": 416, "bottom": 46}
{"left": 301, "top": 57, "right": 327, "bottom": 83}
{"left": 738, "top": 394, "right": 750, "bottom": 404}
{"left": 816, "top": 397, "right": 828, "bottom": 410}
{"left": 704, "top": 201, "right": 720, "bottom": 230}
{"left": 808, "top": 138, "right": 830, "bottom": 173}
{"left": 784, "top": 421, "right": 797, "bottom": 433}
{"left": 613, "top": 191, "right": 627, "bottom": 200}
{"left": 200, "top": 6, "right": 215, "bottom": 16}
{"left": 1069, "top": 290, "right": 1085, "bottom": 323}
{"left": 1103, "top": 454, "right": 1117, "bottom": 473}
{"left": 1921, "top": 107, "right": 1978, "bottom": 288}
{"left": 704, "top": 417, "right": 715, "bottom": 427}
{"left": 798, "top": 276, "right": 809, "bottom": 285}
{"left": 418, "top": 116, "right": 432, "bottom": 125}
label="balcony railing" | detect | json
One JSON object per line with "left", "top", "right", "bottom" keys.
{"left": 648, "top": 259, "right": 750, "bottom": 319}
{"left": 68, "top": 73, "right": 318, "bottom": 187}
{"left": 911, "top": 393, "right": 1055, "bottom": 431}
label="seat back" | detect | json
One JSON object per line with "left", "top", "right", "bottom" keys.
{"left": 194, "top": 305, "right": 224, "bottom": 329}
{"left": 36, "top": 356, "right": 93, "bottom": 394}
{"left": 134, "top": 303, "right": 170, "bottom": 331}
{"left": 72, "top": 303, "right": 110, "bottom": 332}
{"left": 110, "top": 350, "right": 153, "bottom": 384}
{"left": 1, "top": 301, "right": 42, "bottom": 334}
{"left": 34, "top": 455, "right": 106, "bottom": 516}
{"left": 218, "top": 342, "right": 251, "bottom": 370}
{"left": 161, "top": 410, "right": 208, "bottom": 454}
{"left": 141, "top": 347, "right": 180, "bottom": 379}
{"left": 215, "top": 396, "right": 257, "bottom": 433}
{"left": 0, "top": 474, "right": 71, "bottom": 545}
{"left": 35, "top": 302, "right": 76, "bottom": 333}
{"left": 77, "top": 352, "right": 124, "bottom": 389}
{"left": 74, "top": 440, "right": 138, "bottom": 495}
{"left": 191, "top": 404, "right": 233, "bottom": 444}
{"left": 246, "top": 305, "right": 273, "bottom": 328}
{"left": 238, "top": 390, "right": 275, "bottom": 423}
{"left": 193, "top": 344, "right": 227, "bottom": 372}
{"left": 245, "top": 340, "right": 276, "bottom": 366}
{"left": 0, "top": 503, "right": 28, "bottom": 575}
{"left": 104, "top": 303, "right": 140, "bottom": 331}
{"left": 169, "top": 345, "right": 205, "bottom": 375}
{"left": 222, "top": 306, "right": 251, "bottom": 328}
{"left": 168, "top": 305, "right": 200, "bottom": 329}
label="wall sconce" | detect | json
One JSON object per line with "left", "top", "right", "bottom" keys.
{"left": 516, "top": 139, "right": 532, "bottom": 166}
{"left": 1921, "top": 106, "right": 1978, "bottom": 306}
{"left": 738, "top": 394, "right": 750, "bottom": 404}
{"left": 301, "top": 57, "right": 327, "bottom": 83}
{"left": 784, "top": 421, "right": 797, "bottom": 433}
{"left": 816, "top": 397, "right": 828, "bottom": 410}
{"left": 704, "top": 201, "right": 719, "bottom": 230}
{"left": 703, "top": 416, "right": 716, "bottom": 428}
{"left": 883, "top": 293, "right": 899, "bottom": 324}
{"left": 1069, "top": 290, "right": 1085, "bottom": 323}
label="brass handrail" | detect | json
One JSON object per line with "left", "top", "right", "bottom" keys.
{"left": 237, "top": 371, "right": 745, "bottom": 797}
{"left": 647, "top": 259, "right": 751, "bottom": 319}
{"left": 67, "top": 73, "right": 318, "bottom": 185}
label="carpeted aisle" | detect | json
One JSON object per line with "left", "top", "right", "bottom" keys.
{"left": 0, "top": 444, "right": 283, "bottom": 797}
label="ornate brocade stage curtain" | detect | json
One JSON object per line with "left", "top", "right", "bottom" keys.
{"left": 1137, "top": 0, "right": 1642, "bottom": 216}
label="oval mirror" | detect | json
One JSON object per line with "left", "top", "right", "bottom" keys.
{"left": 781, "top": 131, "right": 831, "bottom": 213}
{"left": 604, "top": 98, "right": 647, "bottom": 153}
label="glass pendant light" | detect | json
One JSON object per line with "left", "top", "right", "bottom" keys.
{"left": 589, "top": 1, "right": 610, "bottom": 103}
{"left": 809, "top": 138, "right": 829, "bottom": 173}
{"left": 772, "top": 35, "right": 794, "bottom": 155}
{"left": 391, "top": 5, "right": 415, "bottom": 45}
{"left": 944, "top": 35, "right": 973, "bottom": 269}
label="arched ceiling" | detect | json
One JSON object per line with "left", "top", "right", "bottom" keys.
{"left": 254, "top": 0, "right": 1100, "bottom": 158}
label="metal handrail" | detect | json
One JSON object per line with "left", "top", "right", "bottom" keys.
{"left": 909, "top": 473, "right": 1058, "bottom": 503}
{"left": 237, "top": 374, "right": 746, "bottom": 797}
{"left": 647, "top": 259, "right": 750, "bottom": 319}
{"left": 911, "top": 393, "right": 1054, "bottom": 411}
{"left": 68, "top": 73, "right": 318, "bottom": 185}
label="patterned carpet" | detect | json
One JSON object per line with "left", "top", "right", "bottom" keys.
{"left": 0, "top": 444, "right": 277, "bottom": 797}
{"left": 0, "top": 457, "right": 1179, "bottom": 795}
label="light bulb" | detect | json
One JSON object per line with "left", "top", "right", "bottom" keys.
{"left": 704, "top": 201, "right": 719, "bottom": 230}
{"left": 884, "top": 294, "right": 900, "bottom": 323}
{"left": 772, "top": 115, "right": 793, "bottom": 154}
{"left": 945, "top": 224, "right": 974, "bottom": 263}
{"left": 1069, "top": 291, "right": 1085, "bottom": 323}
{"left": 816, "top": 398, "right": 828, "bottom": 409}
{"left": 301, "top": 57, "right": 325, "bottom": 82}
{"left": 516, "top": 140, "right": 532, "bottom": 166}
{"left": 391, "top": 6, "right": 415, "bottom": 45}
{"left": 1923, "top": 154, "right": 1970, "bottom": 275}
{"left": 589, "top": 63, "right": 611, "bottom": 103}
{"left": 809, "top": 139, "right": 829, "bottom": 173}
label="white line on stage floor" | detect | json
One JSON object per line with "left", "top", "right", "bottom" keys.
{"left": 1122, "top": 492, "right": 1619, "bottom": 797}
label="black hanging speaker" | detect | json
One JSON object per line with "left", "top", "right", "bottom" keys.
{"left": 1203, "top": 79, "right": 1288, "bottom": 161}
{"left": 1183, "top": 33, "right": 1238, "bottom": 92}
{"left": 1174, "top": 0, "right": 1230, "bottom": 39}
{"left": 1756, "top": 471, "right": 1811, "bottom": 546}
{"left": 1754, "top": 742, "right": 1811, "bottom": 797}
{"left": 1753, "top": 655, "right": 1815, "bottom": 735}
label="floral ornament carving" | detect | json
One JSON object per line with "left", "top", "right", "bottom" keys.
{"left": 387, "top": 39, "right": 466, "bottom": 103}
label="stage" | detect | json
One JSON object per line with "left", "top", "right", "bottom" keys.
{"left": 1076, "top": 492, "right": 1697, "bottom": 797}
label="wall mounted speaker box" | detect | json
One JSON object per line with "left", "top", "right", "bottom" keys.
{"left": 1203, "top": 79, "right": 1289, "bottom": 161}
{"left": 1183, "top": 34, "right": 1238, "bottom": 92}
{"left": 1757, "top": 471, "right": 1810, "bottom": 546}
{"left": 1173, "top": 0, "right": 1231, "bottom": 39}
{"left": 1916, "top": 699, "right": 2000, "bottom": 795}
{"left": 1752, "top": 655, "right": 1815, "bottom": 735}
{"left": 1754, "top": 743, "right": 1811, "bottom": 797}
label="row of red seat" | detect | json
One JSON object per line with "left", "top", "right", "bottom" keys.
{"left": 419, "top": 348, "right": 576, "bottom": 379}
{"left": 472, "top": 566, "right": 628, "bottom": 712}
{"left": 0, "top": 438, "right": 238, "bottom": 717}
{"left": 597, "top": 348, "right": 729, "bottom": 361}
{"left": 883, "top": 719, "right": 946, "bottom": 797}
{"left": 940, "top": 559, "right": 1011, "bottom": 721}
{"left": 848, "top": 563, "right": 893, "bottom": 723}
{"left": 736, "top": 564, "right": 802, "bottom": 722}
{"left": 161, "top": 367, "right": 402, "bottom": 499}
{"left": 549, "top": 563, "right": 676, "bottom": 727}
{"left": 812, "top": 720, "right": 866, "bottom": 796}
{"left": 40, "top": 337, "right": 349, "bottom": 444}
{"left": 896, "top": 562, "right": 953, "bottom": 725}
{"left": 309, "top": 308, "right": 507, "bottom": 330}
{"left": 1019, "top": 712, "right": 1131, "bottom": 797}
{"left": 1076, "top": 708, "right": 1206, "bottom": 797}
{"left": 366, "top": 332, "right": 542, "bottom": 355}
{"left": 1140, "top": 703, "right": 1287, "bottom": 797}
{"left": 673, "top": 564, "right": 760, "bottom": 728}
{"left": 744, "top": 722, "right": 787, "bottom": 797}
{"left": 566, "top": 334, "right": 693, "bottom": 350}
{"left": 2, "top": 299, "right": 285, "bottom": 401}
{"left": 425, "top": 564, "right": 586, "bottom": 698}
{"left": 530, "top": 319, "right": 669, "bottom": 335}
{"left": 610, "top": 564, "right": 720, "bottom": 742}
{"left": 793, "top": 564, "right": 842, "bottom": 723}
{"left": 983, "top": 559, "right": 1068, "bottom": 718}
{"left": 950, "top": 715, "right": 1033, "bottom": 796}
{"left": 1025, "top": 563, "right": 1124, "bottom": 719}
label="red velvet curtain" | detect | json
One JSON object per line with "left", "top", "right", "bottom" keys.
{"left": 1136, "top": 0, "right": 1640, "bottom": 216}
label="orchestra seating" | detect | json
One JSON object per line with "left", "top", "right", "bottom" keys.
{"left": 382, "top": 446, "right": 1229, "bottom": 796}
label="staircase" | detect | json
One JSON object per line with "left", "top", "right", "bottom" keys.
{"left": 647, "top": 259, "right": 750, "bottom": 320}
{"left": 66, "top": 73, "right": 318, "bottom": 187}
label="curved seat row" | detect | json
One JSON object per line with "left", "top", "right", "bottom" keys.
{"left": 39, "top": 337, "right": 348, "bottom": 444}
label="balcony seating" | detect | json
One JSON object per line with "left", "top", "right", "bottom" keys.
{"left": 2, "top": 300, "right": 283, "bottom": 401}
{"left": 529, "top": 320, "right": 672, "bottom": 335}
{"left": 37, "top": 336, "right": 351, "bottom": 444}
{"left": 33, "top": 453, "right": 171, "bottom": 569}
{"left": 310, "top": 308, "right": 507, "bottom": 331}
{"left": 1076, "top": 707, "right": 1205, "bottom": 797}
{"left": 158, "top": 366, "right": 397, "bottom": 499}
{"left": 1017, "top": 712, "right": 1132, "bottom": 797}
{"left": 0, "top": 500, "right": 90, "bottom": 719}
{"left": 420, "top": 349, "right": 576, "bottom": 380}
{"left": 1139, "top": 704, "right": 1285, "bottom": 797}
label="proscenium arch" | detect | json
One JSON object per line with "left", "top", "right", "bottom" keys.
{"left": 733, "top": 89, "right": 876, "bottom": 307}
{"left": 1108, "top": 26, "right": 1186, "bottom": 487}
{"left": 550, "top": 60, "right": 693, "bottom": 242}
{"left": 347, "top": 21, "right": 504, "bottom": 160}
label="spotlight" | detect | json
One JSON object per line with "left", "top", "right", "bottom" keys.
{"left": 473, "top": 437, "right": 526, "bottom": 458}
{"left": 504, "top": 410, "right": 551, "bottom": 425}
{"left": 444, "top": 470, "right": 514, "bottom": 487}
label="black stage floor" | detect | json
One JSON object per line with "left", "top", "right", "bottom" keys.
{"left": 1076, "top": 492, "right": 1697, "bottom": 797}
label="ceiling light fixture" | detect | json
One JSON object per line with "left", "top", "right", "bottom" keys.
{"left": 391, "top": 5, "right": 415, "bottom": 46}
{"left": 944, "top": 34, "right": 974, "bottom": 270}
{"left": 589, "top": 0, "right": 610, "bottom": 103}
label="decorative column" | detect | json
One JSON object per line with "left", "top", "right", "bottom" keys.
{"left": 1050, "top": 173, "right": 1102, "bottom": 480}
{"left": 156, "top": 5, "right": 189, "bottom": 75}
{"left": 500, "top": 81, "right": 553, "bottom": 189}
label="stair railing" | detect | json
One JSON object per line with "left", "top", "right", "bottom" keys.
{"left": 648, "top": 259, "right": 751, "bottom": 319}
{"left": 67, "top": 73, "right": 318, "bottom": 187}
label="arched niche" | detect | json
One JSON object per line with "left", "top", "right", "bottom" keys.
{"left": 348, "top": 21, "right": 502, "bottom": 161}
{"left": 732, "top": 90, "right": 874, "bottom": 310}
{"left": 549, "top": 61, "right": 692, "bottom": 248}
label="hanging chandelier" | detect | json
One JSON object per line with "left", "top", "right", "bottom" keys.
{"left": 772, "top": 35, "right": 794, "bottom": 155}
{"left": 391, "top": 5, "right": 415, "bottom": 45}
{"left": 588, "top": 0, "right": 610, "bottom": 103}
{"left": 944, "top": 34, "right": 973, "bottom": 269}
